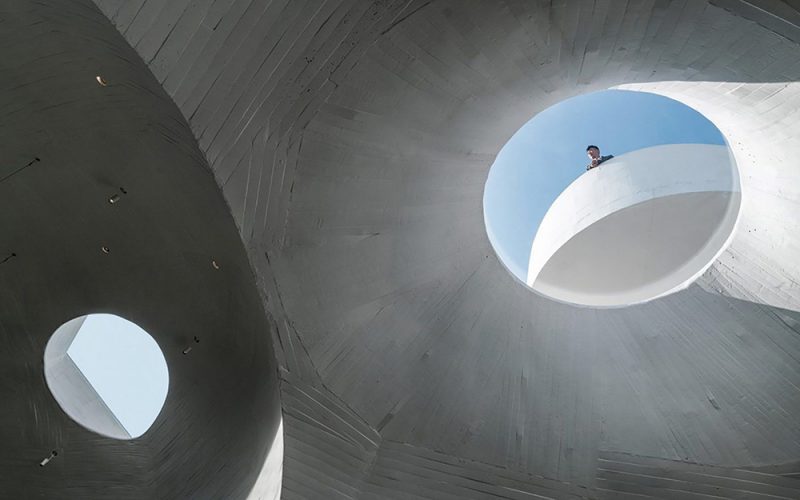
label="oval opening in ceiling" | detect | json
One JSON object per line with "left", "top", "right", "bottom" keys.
{"left": 483, "top": 89, "right": 741, "bottom": 307}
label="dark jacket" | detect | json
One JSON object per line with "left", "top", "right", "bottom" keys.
{"left": 586, "top": 154, "right": 614, "bottom": 171}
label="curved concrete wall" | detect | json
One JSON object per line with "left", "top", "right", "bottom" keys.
{"left": 619, "top": 81, "right": 800, "bottom": 312}
{"left": 0, "top": 3, "right": 281, "bottom": 498}
{"left": 537, "top": 191, "right": 740, "bottom": 306}
{"left": 527, "top": 144, "right": 740, "bottom": 306}
{"left": 5, "top": 0, "right": 799, "bottom": 498}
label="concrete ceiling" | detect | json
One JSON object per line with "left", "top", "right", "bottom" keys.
{"left": 4, "top": 0, "right": 800, "bottom": 498}
{"left": 0, "top": 2, "right": 280, "bottom": 498}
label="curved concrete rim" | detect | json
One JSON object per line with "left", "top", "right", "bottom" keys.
{"left": 524, "top": 143, "right": 741, "bottom": 307}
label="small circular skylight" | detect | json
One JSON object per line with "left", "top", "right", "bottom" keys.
{"left": 483, "top": 90, "right": 740, "bottom": 307}
{"left": 44, "top": 313, "right": 169, "bottom": 439}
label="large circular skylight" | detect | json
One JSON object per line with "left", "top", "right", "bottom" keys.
{"left": 483, "top": 90, "right": 740, "bottom": 307}
{"left": 43, "top": 313, "right": 169, "bottom": 439}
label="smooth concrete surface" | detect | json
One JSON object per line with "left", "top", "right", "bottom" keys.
{"left": 4, "top": 0, "right": 800, "bottom": 498}
{"left": 535, "top": 191, "right": 740, "bottom": 306}
{"left": 248, "top": 417, "right": 285, "bottom": 500}
{"left": 527, "top": 144, "right": 740, "bottom": 306}
{"left": 0, "top": 2, "right": 281, "bottom": 498}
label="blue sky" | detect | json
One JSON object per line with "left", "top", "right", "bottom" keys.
{"left": 483, "top": 89, "right": 726, "bottom": 282}
{"left": 67, "top": 314, "right": 168, "bottom": 438}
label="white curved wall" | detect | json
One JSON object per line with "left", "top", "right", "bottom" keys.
{"left": 620, "top": 82, "right": 800, "bottom": 312}
{"left": 527, "top": 144, "right": 740, "bottom": 306}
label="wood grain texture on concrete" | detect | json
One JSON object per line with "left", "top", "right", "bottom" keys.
{"left": 13, "top": 0, "right": 800, "bottom": 497}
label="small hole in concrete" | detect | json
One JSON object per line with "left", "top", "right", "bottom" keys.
{"left": 44, "top": 314, "right": 168, "bottom": 439}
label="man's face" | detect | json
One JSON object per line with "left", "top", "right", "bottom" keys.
{"left": 587, "top": 147, "right": 600, "bottom": 160}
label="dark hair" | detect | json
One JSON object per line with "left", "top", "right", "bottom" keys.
{"left": 586, "top": 145, "right": 599, "bottom": 152}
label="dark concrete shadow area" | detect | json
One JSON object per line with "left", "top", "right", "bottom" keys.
{"left": 0, "top": 2, "right": 281, "bottom": 498}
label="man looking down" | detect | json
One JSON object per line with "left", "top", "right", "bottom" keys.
{"left": 586, "top": 145, "right": 613, "bottom": 170}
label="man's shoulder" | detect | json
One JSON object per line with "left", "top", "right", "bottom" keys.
{"left": 587, "top": 154, "right": 614, "bottom": 170}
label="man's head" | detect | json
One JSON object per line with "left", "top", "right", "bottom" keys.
{"left": 586, "top": 145, "right": 600, "bottom": 160}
